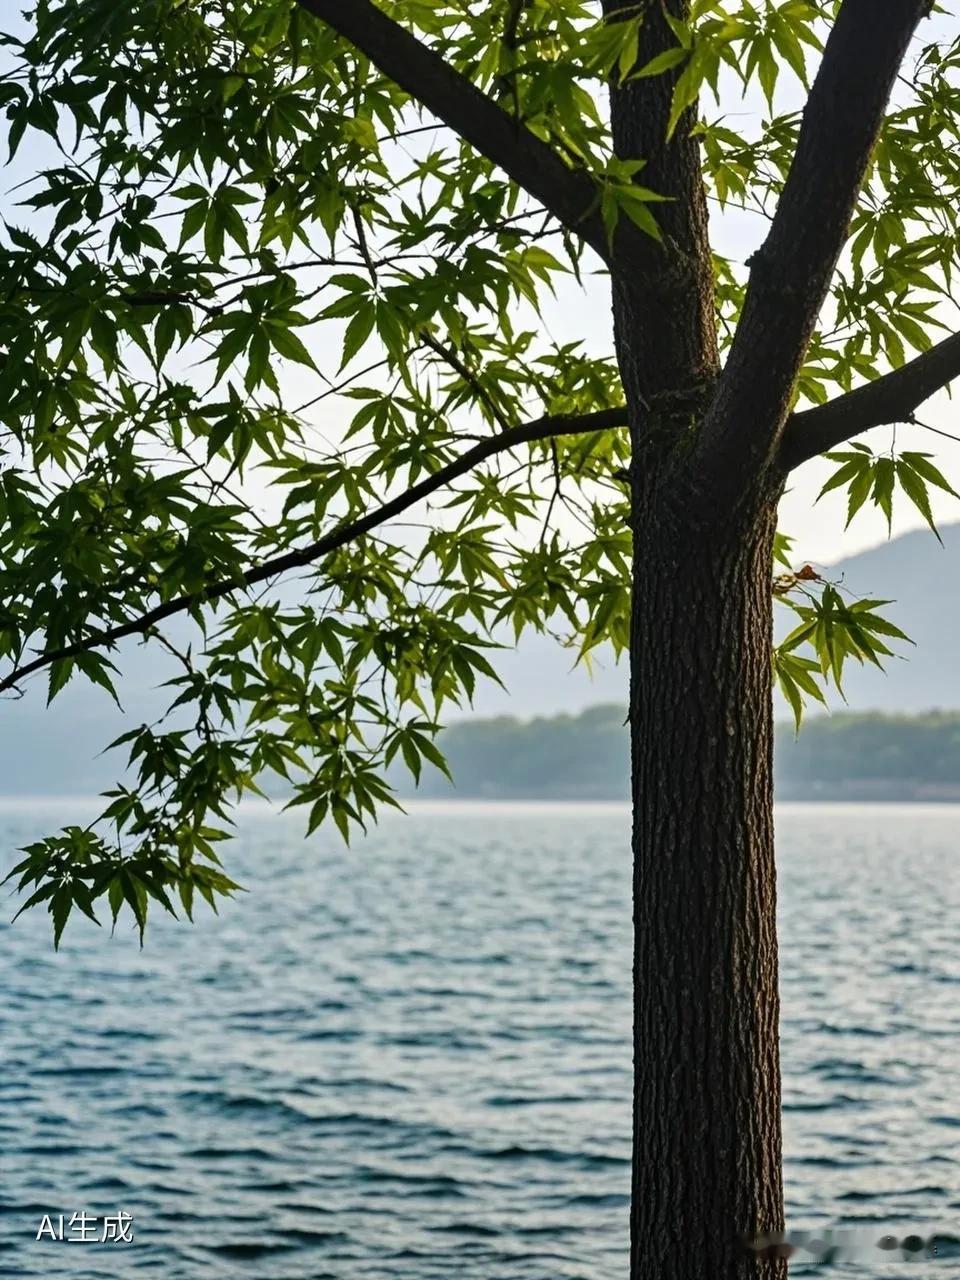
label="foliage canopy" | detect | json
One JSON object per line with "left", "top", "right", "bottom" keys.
{"left": 1, "top": 0, "right": 959, "bottom": 942}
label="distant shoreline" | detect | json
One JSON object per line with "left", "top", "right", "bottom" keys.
{"left": 392, "top": 788, "right": 960, "bottom": 804}
{"left": 2, "top": 786, "right": 955, "bottom": 809}
{"left": 386, "top": 707, "right": 960, "bottom": 806}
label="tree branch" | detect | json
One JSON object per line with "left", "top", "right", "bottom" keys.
{"left": 295, "top": 0, "right": 643, "bottom": 268}
{"left": 602, "top": 0, "right": 719, "bottom": 402}
{"left": 0, "top": 408, "right": 628, "bottom": 696}
{"left": 419, "top": 330, "right": 512, "bottom": 431}
{"left": 779, "top": 330, "right": 960, "bottom": 470}
{"left": 695, "top": 0, "right": 931, "bottom": 493}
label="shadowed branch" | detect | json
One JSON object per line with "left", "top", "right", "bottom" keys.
{"left": 295, "top": 0, "right": 651, "bottom": 269}
{"left": 696, "top": 0, "right": 932, "bottom": 491}
{"left": 0, "top": 407, "right": 628, "bottom": 695}
{"left": 779, "top": 331, "right": 960, "bottom": 470}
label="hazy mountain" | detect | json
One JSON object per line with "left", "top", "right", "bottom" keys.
{"left": 0, "top": 633, "right": 176, "bottom": 797}
{"left": 797, "top": 523, "right": 960, "bottom": 713}
{"left": 463, "top": 522, "right": 960, "bottom": 718}
{"left": 0, "top": 523, "right": 957, "bottom": 796}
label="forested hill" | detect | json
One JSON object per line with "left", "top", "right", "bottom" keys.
{"left": 397, "top": 707, "right": 960, "bottom": 802}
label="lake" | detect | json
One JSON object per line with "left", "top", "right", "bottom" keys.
{"left": 1, "top": 800, "right": 958, "bottom": 1277}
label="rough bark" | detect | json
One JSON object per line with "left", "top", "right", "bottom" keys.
{"left": 602, "top": 0, "right": 719, "bottom": 405}
{"left": 628, "top": 474, "right": 786, "bottom": 1280}
{"left": 602, "top": 3, "right": 788, "bottom": 1272}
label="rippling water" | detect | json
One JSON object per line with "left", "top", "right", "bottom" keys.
{"left": 1, "top": 800, "right": 958, "bottom": 1277}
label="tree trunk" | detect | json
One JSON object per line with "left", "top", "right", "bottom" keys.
{"left": 628, "top": 473, "right": 786, "bottom": 1280}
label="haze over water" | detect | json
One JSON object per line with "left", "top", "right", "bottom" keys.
{"left": 1, "top": 800, "right": 958, "bottom": 1277}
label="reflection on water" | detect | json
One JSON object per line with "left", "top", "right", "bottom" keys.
{"left": 0, "top": 800, "right": 958, "bottom": 1277}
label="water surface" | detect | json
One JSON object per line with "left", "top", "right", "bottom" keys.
{"left": 1, "top": 800, "right": 958, "bottom": 1276}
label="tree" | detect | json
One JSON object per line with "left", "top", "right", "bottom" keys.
{"left": 2, "top": 0, "right": 959, "bottom": 1275}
